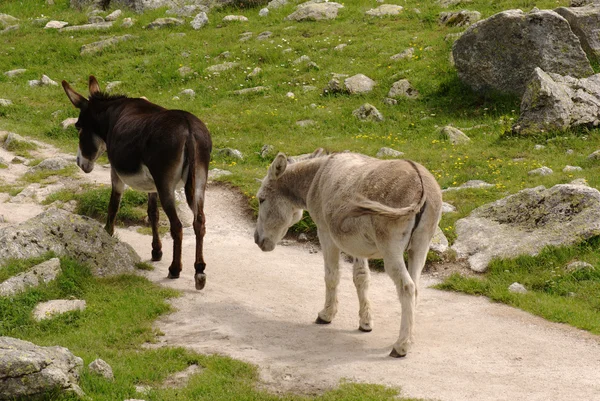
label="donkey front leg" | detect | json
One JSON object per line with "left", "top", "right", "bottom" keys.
{"left": 105, "top": 169, "right": 124, "bottom": 236}
{"left": 315, "top": 230, "right": 341, "bottom": 325}
{"left": 353, "top": 257, "right": 373, "bottom": 332}
{"left": 157, "top": 186, "right": 183, "bottom": 279}
{"left": 147, "top": 192, "right": 163, "bottom": 261}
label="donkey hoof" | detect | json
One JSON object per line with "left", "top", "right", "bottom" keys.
{"left": 167, "top": 271, "right": 180, "bottom": 279}
{"left": 389, "top": 348, "right": 407, "bottom": 358}
{"left": 315, "top": 316, "right": 331, "bottom": 325}
{"left": 195, "top": 273, "right": 206, "bottom": 290}
{"left": 358, "top": 324, "right": 372, "bottom": 333}
{"left": 151, "top": 249, "right": 163, "bottom": 261}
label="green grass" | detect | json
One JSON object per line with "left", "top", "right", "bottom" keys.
{"left": 0, "top": 256, "right": 419, "bottom": 401}
{"left": 437, "top": 237, "right": 600, "bottom": 334}
{"left": 21, "top": 165, "right": 79, "bottom": 183}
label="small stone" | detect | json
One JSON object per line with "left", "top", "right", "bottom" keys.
{"left": 570, "top": 178, "right": 589, "bottom": 186}
{"left": 0, "top": 258, "right": 61, "bottom": 297}
{"left": 260, "top": 145, "right": 275, "bottom": 159}
{"left": 296, "top": 119, "right": 315, "bottom": 127}
{"left": 294, "top": 55, "right": 311, "bottom": 64}
{"left": 566, "top": 149, "right": 574, "bottom": 155}
{"left": 206, "top": 62, "right": 239, "bottom": 73}
{"left": 391, "top": 48, "right": 414, "bottom": 61}
{"left": 44, "top": 20, "right": 68, "bottom": 29}
{"left": 208, "top": 168, "right": 233, "bottom": 180}
{"left": 302, "top": 85, "right": 317, "bottom": 92}
{"left": 61, "top": 118, "right": 78, "bottom": 130}
{"left": 286, "top": 92, "right": 295, "bottom": 99}
{"left": 122, "top": 18, "right": 133, "bottom": 28}
{"left": 534, "top": 144, "right": 546, "bottom": 150}
{"left": 307, "top": 61, "right": 320, "bottom": 70}
{"left": 388, "top": 79, "right": 418, "bottom": 98}
{"left": 219, "top": 51, "right": 231, "bottom": 58}
{"left": 383, "top": 97, "right": 398, "bottom": 105}
{"left": 344, "top": 74, "right": 376, "bottom": 94}
{"left": 33, "top": 299, "right": 86, "bottom": 321}
{"left": 89, "top": 358, "right": 114, "bottom": 380}
{"left": 587, "top": 150, "right": 600, "bottom": 160}
{"left": 257, "top": 31, "right": 272, "bottom": 40}
{"left": 442, "top": 202, "right": 456, "bottom": 213}
{"left": 234, "top": 86, "right": 268, "bottom": 95}
{"left": 0, "top": 99, "right": 12, "bottom": 106}
{"left": 528, "top": 166, "right": 553, "bottom": 176}
{"left": 334, "top": 43, "right": 347, "bottom": 51}
{"left": 146, "top": 18, "right": 183, "bottom": 29}
{"left": 440, "top": 125, "right": 470, "bottom": 145}
{"left": 105, "top": 10, "right": 122, "bottom": 21}
{"left": 191, "top": 12, "right": 208, "bottom": 29}
{"left": 298, "top": 233, "right": 308, "bottom": 242}
{"left": 563, "top": 165, "right": 583, "bottom": 172}
{"left": 508, "top": 282, "right": 528, "bottom": 294}
{"left": 239, "top": 32, "right": 253, "bottom": 41}
{"left": 247, "top": 67, "right": 262, "bottom": 78}
{"left": 353, "top": 103, "right": 384, "bottom": 122}
{"left": 178, "top": 66, "right": 194, "bottom": 77}
{"left": 223, "top": 15, "right": 249, "bottom": 22}
{"left": 4, "top": 68, "right": 26, "bottom": 77}
{"left": 41, "top": 75, "right": 58, "bottom": 86}
{"left": 180, "top": 89, "right": 195, "bottom": 97}
{"left": 565, "top": 261, "right": 595, "bottom": 272}
{"left": 259, "top": 8, "right": 269, "bottom": 17}
{"left": 366, "top": 4, "right": 404, "bottom": 16}
{"left": 105, "top": 81, "right": 122, "bottom": 92}
{"left": 376, "top": 147, "right": 404, "bottom": 158}
{"left": 88, "top": 16, "right": 105, "bottom": 24}
{"left": 218, "top": 148, "right": 243, "bottom": 160}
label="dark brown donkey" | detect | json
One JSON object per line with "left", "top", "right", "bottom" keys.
{"left": 62, "top": 76, "right": 212, "bottom": 290}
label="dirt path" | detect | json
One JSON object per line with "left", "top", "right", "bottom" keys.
{"left": 1, "top": 140, "right": 600, "bottom": 401}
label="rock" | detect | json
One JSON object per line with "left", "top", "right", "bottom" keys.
{"left": 512, "top": 68, "right": 600, "bottom": 135}
{"left": 366, "top": 4, "right": 403, "bottom": 16}
{"left": 563, "top": 165, "right": 583, "bottom": 172}
{"left": 161, "top": 364, "right": 202, "bottom": 388}
{"left": 180, "top": 89, "right": 195, "bottom": 97}
{"left": 45, "top": 19, "right": 68, "bottom": 29}
{"left": 376, "top": 147, "right": 404, "bottom": 158}
{"left": 344, "top": 74, "right": 376, "bottom": 94}
{"left": 239, "top": 32, "right": 253, "bottom": 42}
{"left": 247, "top": 67, "right": 262, "bottom": 78}
{"left": 439, "top": 10, "right": 481, "bottom": 26}
{"left": 0, "top": 337, "right": 83, "bottom": 399}
{"left": 4, "top": 68, "right": 26, "bottom": 77}
{"left": 0, "top": 13, "right": 18, "bottom": 28}
{"left": 430, "top": 226, "right": 449, "bottom": 255}
{"left": 296, "top": 119, "right": 315, "bottom": 127}
{"left": 146, "top": 18, "right": 183, "bottom": 29}
{"left": 167, "top": 5, "right": 207, "bottom": 17}
{"left": 3, "top": 132, "right": 34, "bottom": 150}
{"left": 353, "top": 103, "right": 384, "bottom": 122}
{"left": 105, "top": 9, "right": 122, "bottom": 21}
{"left": 588, "top": 149, "right": 600, "bottom": 159}
{"left": 442, "top": 202, "right": 457, "bottom": 213}
{"left": 508, "top": 282, "right": 528, "bottom": 294}
{"left": 0, "top": 99, "right": 12, "bottom": 106}
{"left": 29, "top": 157, "right": 71, "bottom": 172}
{"left": 105, "top": 81, "right": 122, "bottom": 92}
{"left": 80, "top": 35, "right": 134, "bottom": 55}
{"left": 0, "top": 209, "right": 140, "bottom": 277}
{"left": 257, "top": 31, "right": 272, "bottom": 40}
{"left": 61, "top": 118, "right": 78, "bottom": 129}
{"left": 88, "top": 15, "right": 105, "bottom": 24}
{"left": 390, "top": 48, "right": 414, "bottom": 61}
{"left": 555, "top": 4, "right": 600, "bottom": 63}
{"left": 61, "top": 21, "right": 113, "bottom": 31}
{"left": 208, "top": 168, "right": 233, "bottom": 180}
{"left": 41, "top": 74, "right": 59, "bottom": 86}
{"left": 191, "top": 12, "right": 209, "bottom": 29}
{"left": 122, "top": 18, "right": 133, "bottom": 28}
{"left": 217, "top": 148, "right": 243, "bottom": 160}
{"left": 88, "top": 359, "right": 114, "bottom": 380}
{"left": 0, "top": 258, "right": 61, "bottom": 297}
{"left": 534, "top": 144, "right": 546, "bottom": 150}
{"left": 259, "top": 8, "right": 269, "bottom": 16}
{"left": 383, "top": 97, "right": 398, "bottom": 105}
{"left": 33, "top": 299, "right": 86, "bottom": 321}
{"left": 268, "top": 0, "right": 287, "bottom": 8}
{"left": 387, "top": 79, "right": 419, "bottom": 99}
{"left": 10, "top": 183, "right": 65, "bottom": 204}
{"left": 178, "top": 66, "right": 194, "bottom": 77}
{"left": 223, "top": 15, "right": 249, "bottom": 22}
{"left": 334, "top": 43, "right": 347, "bottom": 51}
{"left": 234, "top": 86, "right": 268, "bottom": 95}
{"left": 294, "top": 55, "right": 311, "bottom": 64}
{"left": 440, "top": 125, "right": 470, "bottom": 144}
{"left": 443, "top": 180, "right": 494, "bottom": 192}
{"left": 452, "top": 184, "right": 600, "bottom": 272}
{"left": 285, "top": 2, "right": 343, "bottom": 21}
{"left": 528, "top": 166, "right": 553, "bottom": 176}
{"left": 453, "top": 9, "right": 594, "bottom": 96}
{"left": 206, "top": 62, "right": 239, "bottom": 72}
{"left": 565, "top": 260, "right": 595, "bottom": 271}
{"left": 259, "top": 144, "right": 275, "bottom": 158}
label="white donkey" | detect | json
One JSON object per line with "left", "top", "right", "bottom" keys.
{"left": 254, "top": 149, "right": 442, "bottom": 357}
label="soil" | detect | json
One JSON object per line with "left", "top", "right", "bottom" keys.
{"left": 1, "top": 139, "right": 599, "bottom": 401}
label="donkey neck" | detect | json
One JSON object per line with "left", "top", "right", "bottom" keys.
{"left": 278, "top": 157, "right": 327, "bottom": 209}
{"left": 89, "top": 97, "right": 129, "bottom": 141}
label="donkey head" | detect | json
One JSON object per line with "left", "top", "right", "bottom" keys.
{"left": 254, "top": 153, "right": 303, "bottom": 252}
{"left": 62, "top": 76, "right": 106, "bottom": 173}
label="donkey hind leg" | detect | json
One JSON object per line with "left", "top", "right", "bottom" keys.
{"left": 382, "top": 230, "right": 415, "bottom": 358}
{"left": 185, "top": 167, "right": 208, "bottom": 290}
{"left": 105, "top": 169, "right": 125, "bottom": 236}
{"left": 156, "top": 185, "right": 183, "bottom": 279}
{"left": 148, "top": 192, "right": 162, "bottom": 261}
{"left": 315, "top": 230, "right": 341, "bottom": 325}
{"left": 407, "top": 218, "right": 435, "bottom": 306}
{"left": 353, "top": 257, "right": 373, "bottom": 332}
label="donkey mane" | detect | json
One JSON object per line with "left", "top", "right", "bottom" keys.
{"left": 90, "top": 91, "right": 128, "bottom": 102}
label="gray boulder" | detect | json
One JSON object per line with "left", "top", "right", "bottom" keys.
{"left": 555, "top": 4, "right": 600, "bottom": 63}
{"left": 206, "top": 62, "right": 239, "bottom": 72}
{"left": 365, "top": 4, "right": 403, "bottom": 16}
{"left": 146, "top": 18, "right": 183, "bottom": 29}
{"left": 4, "top": 68, "right": 26, "bottom": 77}
{"left": 528, "top": 166, "right": 554, "bottom": 176}
{"left": 191, "top": 12, "right": 208, "bottom": 29}
{"left": 88, "top": 358, "right": 114, "bottom": 380}
{"left": 439, "top": 10, "right": 481, "bottom": 26}
{"left": 105, "top": 9, "right": 122, "bottom": 20}
{"left": 440, "top": 125, "right": 470, "bottom": 144}
{"left": 3, "top": 132, "right": 34, "bottom": 151}
{"left": 61, "top": 21, "right": 113, "bottom": 31}
{"left": 452, "top": 184, "right": 600, "bottom": 272}
{"left": 387, "top": 79, "right": 419, "bottom": 99}
{"left": 0, "top": 99, "right": 12, "bottom": 106}
{"left": 28, "top": 157, "right": 71, "bottom": 172}
{"left": 217, "top": 148, "right": 243, "bottom": 159}
{"left": 376, "top": 147, "right": 404, "bottom": 158}
{"left": 285, "top": 2, "right": 343, "bottom": 21}
{"left": 80, "top": 34, "right": 134, "bottom": 55}
{"left": 223, "top": 15, "right": 249, "bottom": 22}
{"left": 353, "top": 103, "right": 384, "bottom": 122}
{"left": 0, "top": 336, "right": 83, "bottom": 399}
{"left": 512, "top": 68, "right": 600, "bottom": 135}
{"left": 0, "top": 14, "right": 18, "bottom": 28}
{"left": 233, "top": 86, "right": 267, "bottom": 95}
{"left": 508, "top": 282, "right": 528, "bottom": 294}
{"left": 344, "top": 74, "right": 375, "bottom": 94}
{"left": 0, "top": 209, "right": 140, "bottom": 277}
{"left": 453, "top": 9, "right": 594, "bottom": 96}
{"left": 268, "top": 0, "right": 287, "bottom": 8}
{"left": 0, "top": 258, "right": 61, "bottom": 297}
{"left": 33, "top": 299, "right": 87, "bottom": 321}
{"left": 45, "top": 20, "right": 68, "bottom": 29}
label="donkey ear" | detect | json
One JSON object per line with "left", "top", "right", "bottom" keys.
{"left": 268, "top": 153, "right": 288, "bottom": 180}
{"left": 62, "top": 81, "right": 88, "bottom": 109}
{"left": 311, "top": 148, "right": 326, "bottom": 158}
{"left": 88, "top": 75, "right": 101, "bottom": 95}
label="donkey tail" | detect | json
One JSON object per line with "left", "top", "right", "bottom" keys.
{"left": 184, "top": 132, "right": 198, "bottom": 217}
{"left": 348, "top": 160, "right": 426, "bottom": 220}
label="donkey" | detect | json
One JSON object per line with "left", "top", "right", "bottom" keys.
{"left": 63, "top": 76, "right": 212, "bottom": 290}
{"left": 254, "top": 149, "right": 442, "bottom": 357}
